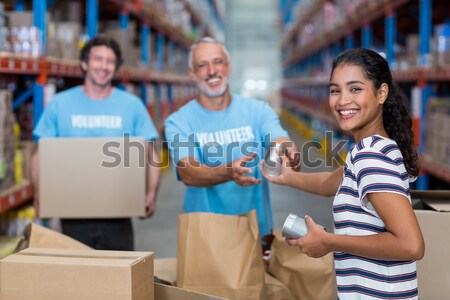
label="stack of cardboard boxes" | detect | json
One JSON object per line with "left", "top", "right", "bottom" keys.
{"left": 0, "top": 223, "right": 226, "bottom": 300}
{"left": 425, "top": 97, "right": 450, "bottom": 166}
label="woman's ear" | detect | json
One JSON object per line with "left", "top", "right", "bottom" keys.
{"left": 378, "top": 83, "right": 389, "bottom": 104}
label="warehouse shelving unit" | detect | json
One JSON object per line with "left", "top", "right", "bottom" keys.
{"left": 0, "top": 0, "right": 224, "bottom": 215}
{"left": 0, "top": 181, "right": 32, "bottom": 214}
{"left": 280, "top": 0, "right": 450, "bottom": 188}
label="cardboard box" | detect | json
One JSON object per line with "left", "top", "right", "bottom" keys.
{"left": 39, "top": 137, "right": 147, "bottom": 218}
{"left": 155, "top": 283, "right": 227, "bottom": 300}
{"left": 24, "top": 222, "right": 92, "bottom": 250}
{"left": 413, "top": 193, "right": 450, "bottom": 300}
{"left": 0, "top": 248, "right": 154, "bottom": 300}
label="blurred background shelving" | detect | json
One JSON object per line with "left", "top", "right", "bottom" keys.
{"left": 0, "top": 0, "right": 449, "bottom": 260}
{"left": 280, "top": 0, "right": 450, "bottom": 191}
{"left": 0, "top": 0, "right": 225, "bottom": 219}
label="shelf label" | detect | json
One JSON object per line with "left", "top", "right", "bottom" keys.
{"left": 8, "top": 194, "right": 15, "bottom": 205}
{"left": 21, "top": 188, "right": 28, "bottom": 198}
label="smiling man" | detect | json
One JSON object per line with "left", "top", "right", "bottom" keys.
{"left": 164, "top": 37, "right": 299, "bottom": 245}
{"left": 31, "top": 35, "right": 161, "bottom": 251}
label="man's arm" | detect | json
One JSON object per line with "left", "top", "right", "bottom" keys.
{"left": 177, "top": 153, "right": 262, "bottom": 188}
{"left": 145, "top": 141, "right": 161, "bottom": 218}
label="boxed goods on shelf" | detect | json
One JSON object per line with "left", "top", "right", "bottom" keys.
{"left": 424, "top": 98, "right": 450, "bottom": 166}
{"left": 103, "top": 21, "right": 139, "bottom": 68}
{"left": 434, "top": 23, "right": 450, "bottom": 67}
{"left": 0, "top": 90, "right": 16, "bottom": 193}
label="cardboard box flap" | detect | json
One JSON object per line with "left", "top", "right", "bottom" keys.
{"left": 422, "top": 200, "right": 450, "bottom": 212}
{"left": 155, "top": 283, "right": 228, "bottom": 300}
{"left": 26, "top": 223, "right": 93, "bottom": 250}
{"left": 3, "top": 248, "right": 153, "bottom": 267}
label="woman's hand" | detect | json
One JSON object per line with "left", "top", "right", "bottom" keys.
{"left": 286, "top": 215, "right": 330, "bottom": 258}
{"left": 260, "top": 154, "right": 296, "bottom": 185}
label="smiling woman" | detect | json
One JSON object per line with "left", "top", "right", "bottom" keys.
{"left": 262, "top": 48, "right": 424, "bottom": 300}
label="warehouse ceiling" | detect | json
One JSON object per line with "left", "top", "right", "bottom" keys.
{"left": 224, "top": 0, "right": 281, "bottom": 101}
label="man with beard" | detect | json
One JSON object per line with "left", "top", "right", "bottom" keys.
{"left": 164, "top": 37, "right": 299, "bottom": 245}
{"left": 31, "top": 35, "right": 161, "bottom": 250}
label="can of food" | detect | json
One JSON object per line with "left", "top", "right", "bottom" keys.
{"left": 263, "top": 143, "right": 284, "bottom": 177}
{"left": 282, "top": 213, "right": 325, "bottom": 238}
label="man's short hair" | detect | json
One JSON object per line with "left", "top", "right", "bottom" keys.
{"left": 188, "top": 37, "right": 230, "bottom": 70}
{"left": 80, "top": 35, "right": 124, "bottom": 71}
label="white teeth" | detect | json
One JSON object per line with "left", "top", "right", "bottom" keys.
{"left": 207, "top": 78, "right": 220, "bottom": 83}
{"left": 340, "top": 110, "right": 358, "bottom": 115}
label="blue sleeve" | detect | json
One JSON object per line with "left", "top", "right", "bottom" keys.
{"left": 259, "top": 102, "right": 288, "bottom": 145}
{"left": 134, "top": 100, "right": 159, "bottom": 141}
{"left": 164, "top": 114, "right": 198, "bottom": 165}
{"left": 32, "top": 98, "right": 59, "bottom": 139}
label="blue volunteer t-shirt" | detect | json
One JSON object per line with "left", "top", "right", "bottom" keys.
{"left": 164, "top": 94, "right": 288, "bottom": 236}
{"left": 33, "top": 86, "right": 158, "bottom": 141}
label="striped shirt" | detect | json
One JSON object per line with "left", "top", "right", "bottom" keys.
{"left": 334, "top": 135, "right": 417, "bottom": 300}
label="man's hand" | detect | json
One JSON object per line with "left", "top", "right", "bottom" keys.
{"left": 282, "top": 141, "right": 301, "bottom": 172}
{"left": 227, "top": 152, "right": 262, "bottom": 186}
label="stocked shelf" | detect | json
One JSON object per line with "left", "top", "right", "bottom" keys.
{"left": 106, "top": 0, "right": 194, "bottom": 48}
{"left": 281, "top": 0, "right": 327, "bottom": 49}
{"left": 180, "top": 0, "right": 211, "bottom": 37}
{"left": 283, "top": 0, "right": 411, "bottom": 66}
{"left": 0, "top": 53, "right": 193, "bottom": 84}
{"left": 421, "top": 154, "right": 450, "bottom": 184}
{"left": 283, "top": 66, "right": 450, "bottom": 86}
{"left": 0, "top": 181, "right": 33, "bottom": 215}
{"left": 282, "top": 91, "right": 338, "bottom": 130}
{"left": 282, "top": 77, "right": 329, "bottom": 88}
{"left": 393, "top": 67, "right": 450, "bottom": 82}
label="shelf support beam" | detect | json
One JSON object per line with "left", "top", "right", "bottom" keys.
{"left": 416, "top": 0, "right": 432, "bottom": 188}
{"left": 345, "top": 34, "right": 354, "bottom": 50}
{"left": 385, "top": 8, "right": 396, "bottom": 67}
{"left": 167, "top": 83, "right": 173, "bottom": 114}
{"left": 119, "top": 9, "right": 129, "bottom": 30}
{"left": 362, "top": 24, "right": 372, "bottom": 49}
{"left": 333, "top": 41, "right": 342, "bottom": 57}
{"left": 86, "top": 0, "right": 98, "bottom": 39}
{"left": 32, "top": 83, "right": 44, "bottom": 139}
{"left": 13, "top": 87, "right": 34, "bottom": 111}
{"left": 14, "top": 0, "right": 26, "bottom": 12}
{"left": 156, "top": 33, "right": 165, "bottom": 72}
{"left": 419, "top": 0, "right": 432, "bottom": 66}
{"left": 32, "top": 0, "right": 46, "bottom": 52}
{"left": 141, "top": 24, "right": 150, "bottom": 67}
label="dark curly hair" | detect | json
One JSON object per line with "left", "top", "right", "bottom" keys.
{"left": 80, "top": 35, "right": 124, "bottom": 72}
{"left": 331, "top": 48, "right": 419, "bottom": 176}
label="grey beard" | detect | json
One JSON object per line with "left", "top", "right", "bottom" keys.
{"left": 196, "top": 80, "right": 228, "bottom": 98}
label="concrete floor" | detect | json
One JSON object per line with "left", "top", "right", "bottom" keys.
{"left": 133, "top": 122, "right": 336, "bottom": 258}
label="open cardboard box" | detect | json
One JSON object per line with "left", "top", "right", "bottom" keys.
{"left": 0, "top": 248, "right": 154, "bottom": 300}
{"left": 412, "top": 190, "right": 450, "bottom": 300}
{"left": 0, "top": 223, "right": 227, "bottom": 300}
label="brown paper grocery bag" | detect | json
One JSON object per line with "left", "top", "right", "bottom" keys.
{"left": 177, "top": 210, "right": 265, "bottom": 300}
{"left": 263, "top": 272, "right": 295, "bottom": 300}
{"left": 268, "top": 230, "right": 337, "bottom": 300}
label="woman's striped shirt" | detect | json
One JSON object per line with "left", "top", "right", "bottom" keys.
{"left": 333, "top": 135, "right": 417, "bottom": 300}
